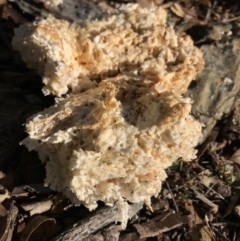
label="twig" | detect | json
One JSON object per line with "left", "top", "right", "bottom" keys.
{"left": 212, "top": 227, "right": 230, "bottom": 241}
{"left": 204, "top": 214, "right": 216, "bottom": 241}
{"left": 223, "top": 16, "right": 240, "bottom": 23}
{"left": 203, "top": 183, "right": 229, "bottom": 204}
{"left": 166, "top": 181, "right": 179, "bottom": 212}
{"left": 212, "top": 222, "right": 240, "bottom": 228}
{"left": 192, "top": 189, "right": 218, "bottom": 212}
{"left": 205, "top": 0, "right": 217, "bottom": 23}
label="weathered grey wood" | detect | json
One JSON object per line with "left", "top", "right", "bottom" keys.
{"left": 185, "top": 26, "right": 240, "bottom": 142}
{"left": 51, "top": 202, "right": 143, "bottom": 241}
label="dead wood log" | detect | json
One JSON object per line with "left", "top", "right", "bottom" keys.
{"left": 51, "top": 202, "right": 143, "bottom": 241}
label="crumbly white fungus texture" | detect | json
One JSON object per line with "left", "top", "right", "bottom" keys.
{"left": 15, "top": 3, "right": 204, "bottom": 228}
{"left": 12, "top": 3, "right": 203, "bottom": 96}
{"left": 22, "top": 76, "right": 202, "bottom": 227}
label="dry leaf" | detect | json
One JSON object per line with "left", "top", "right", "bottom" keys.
{"left": 21, "top": 200, "right": 53, "bottom": 216}
{"left": 199, "top": 225, "right": 212, "bottom": 241}
{"left": 230, "top": 149, "right": 240, "bottom": 165}
{"left": 21, "top": 215, "right": 56, "bottom": 241}
{"left": 185, "top": 199, "right": 203, "bottom": 226}
{"left": 198, "top": 170, "right": 223, "bottom": 187}
{"left": 222, "top": 195, "right": 239, "bottom": 219}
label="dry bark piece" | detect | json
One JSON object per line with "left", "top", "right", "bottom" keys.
{"left": 101, "top": 225, "right": 122, "bottom": 241}
{"left": 186, "top": 38, "right": 240, "bottom": 142}
{"left": 134, "top": 212, "right": 190, "bottom": 239}
{"left": 82, "top": 233, "right": 104, "bottom": 241}
{"left": 119, "top": 232, "right": 143, "bottom": 241}
{"left": 51, "top": 202, "right": 143, "bottom": 241}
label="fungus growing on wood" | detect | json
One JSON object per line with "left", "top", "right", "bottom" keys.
{"left": 12, "top": 4, "right": 203, "bottom": 96}
{"left": 13, "top": 3, "right": 204, "bottom": 228}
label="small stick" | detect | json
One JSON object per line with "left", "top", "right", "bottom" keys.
{"left": 192, "top": 189, "right": 218, "bottom": 212}
{"left": 212, "top": 222, "right": 240, "bottom": 228}
{"left": 166, "top": 181, "right": 179, "bottom": 212}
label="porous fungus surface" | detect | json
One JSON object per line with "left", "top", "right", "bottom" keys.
{"left": 14, "top": 3, "right": 204, "bottom": 228}
{"left": 12, "top": 4, "right": 203, "bottom": 96}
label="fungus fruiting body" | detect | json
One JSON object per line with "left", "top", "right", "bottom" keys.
{"left": 13, "top": 3, "right": 204, "bottom": 228}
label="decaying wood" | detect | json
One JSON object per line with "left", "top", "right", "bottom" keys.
{"left": 1, "top": 201, "right": 18, "bottom": 241}
{"left": 51, "top": 202, "right": 143, "bottom": 241}
{"left": 101, "top": 225, "right": 121, "bottom": 241}
{"left": 186, "top": 33, "right": 240, "bottom": 143}
{"left": 82, "top": 233, "right": 104, "bottom": 241}
{"left": 134, "top": 212, "right": 190, "bottom": 239}
{"left": 20, "top": 215, "right": 56, "bottom": 241}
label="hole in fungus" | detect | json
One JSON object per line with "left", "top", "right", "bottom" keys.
{"left": 79, "top": 139, "right": 85, "bottom": 145}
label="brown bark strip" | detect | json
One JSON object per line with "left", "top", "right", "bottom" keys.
{"left": 51, "top": 202, "right": 143, "bottom": 241}
{"left": 134, "top": 212, "right": 190, "bottom": 239}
